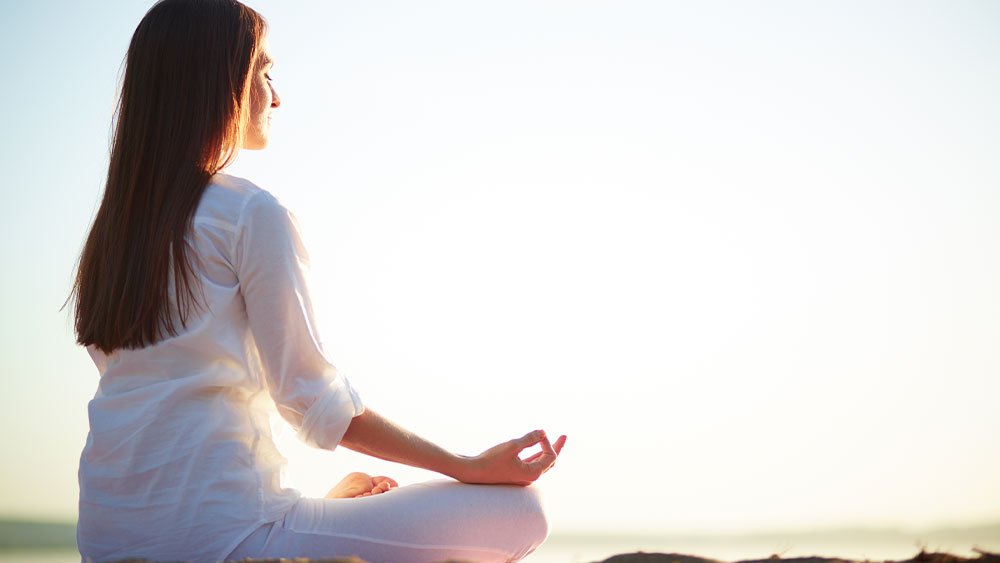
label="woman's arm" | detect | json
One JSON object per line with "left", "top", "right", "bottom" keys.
{"left": 237, "top": 191, "right": 363, "bottom": 451}
{"left": 340, "top": 408, "right": 566, "bottom": 486}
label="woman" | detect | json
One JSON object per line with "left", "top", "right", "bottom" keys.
{"left": 70, "top": 1, "right": 566, "bottom": 561}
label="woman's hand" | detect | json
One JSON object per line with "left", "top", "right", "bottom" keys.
{"left": 457, "top": 430, "right": 567, "bottom": 486}
{"left": 340, "top": 409, "right": 566, "bottom": 486}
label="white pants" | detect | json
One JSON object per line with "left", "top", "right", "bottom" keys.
{"left": 226, "top": 480, "right": 549, "bottom": 562}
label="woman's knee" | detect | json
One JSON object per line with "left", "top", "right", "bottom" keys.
{"left": 510, "top": 485, "right": 550, "bottom": 545}
{"left": 426, "top": 481, "right": 549, "bottom": 549}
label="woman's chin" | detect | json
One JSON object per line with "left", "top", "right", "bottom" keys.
{"left": 241, "top": 138, "right": 268, "bottom": 151}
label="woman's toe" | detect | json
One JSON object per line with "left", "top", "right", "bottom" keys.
{"left": 373, "top": 476, "right": 398, "bottom": 488}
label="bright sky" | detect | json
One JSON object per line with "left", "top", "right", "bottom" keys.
{"left": 1, "top": 0, "right": 999, "bottom": 536}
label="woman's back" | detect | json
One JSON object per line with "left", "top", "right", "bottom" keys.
{"left": 77, "top": 174, "right": 361, "bottom": 562}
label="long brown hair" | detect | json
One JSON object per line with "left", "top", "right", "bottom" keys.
{"left": 71, "top": 0, "right": 267, "bottom": 354}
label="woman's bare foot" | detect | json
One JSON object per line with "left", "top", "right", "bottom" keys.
{"left": 324, "top": 472, "right": 399, "bottom": 499}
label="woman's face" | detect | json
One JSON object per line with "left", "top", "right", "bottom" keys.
{"left": 243, "top": 39, "right": 280, "bottom": 150}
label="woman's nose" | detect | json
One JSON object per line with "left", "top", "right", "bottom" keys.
{"left": 271, "top": 84, "right": 281, "bottom": 108}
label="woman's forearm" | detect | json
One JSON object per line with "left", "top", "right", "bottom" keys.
{"left": 339, "top": 408, "right": 470, "bottom": 481}
{"left": 340, "top": 407, "right": 566, "bottom": 486}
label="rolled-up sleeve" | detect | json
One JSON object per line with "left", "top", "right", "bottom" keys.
{"left": 233, "top": 190, "right": 363, "bottom": 450}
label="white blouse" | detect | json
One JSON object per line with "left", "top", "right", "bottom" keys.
{"left": 76, "top": 173, "right": 364, "bottom": 563}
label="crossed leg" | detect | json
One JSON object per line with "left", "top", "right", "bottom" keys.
{"left": 228, "top": 479, "right": 549, "bottom": 562}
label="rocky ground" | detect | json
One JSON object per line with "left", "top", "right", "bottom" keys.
{"left": 107, "top": 547, "right": 1000, "bottom": 563}
{"left": 595, "top": 547, "right": 999, "bottom": 563}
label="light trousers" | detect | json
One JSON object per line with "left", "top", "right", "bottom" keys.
{"left": 225, "top": 480, "right": 549, "bottom": 562}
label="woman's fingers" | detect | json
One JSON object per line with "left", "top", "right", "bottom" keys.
{"left": 463, "top": 429, "right": 565, "bottom": 486}
{"left": 539, "top": 434, "right": 557, "bottom": 455}
{"left": 522, "top": 436, "right": 557, "bottom": 477}
{"left": 522, "top": 434, "right": 567, "bottom": 478}
{"left": 552, "top": 435, "right": 567, "bottom": 455}
{"left": 512, "top": 430, "right": 545, "bottom": 452}
{"left": 519, "top": 433, "right": 568, "bottom": 464}
{"left": 549, "top": 435, "right": 567, "bottom": 470}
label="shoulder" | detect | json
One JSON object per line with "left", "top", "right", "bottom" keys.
{"left": 197, "top": 173, "right": 288, "bottom": 230}
{"left": 204, "top": 172, "right": 277, "bottom": 209}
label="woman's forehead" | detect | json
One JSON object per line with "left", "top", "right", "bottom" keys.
{"left": 256, "top": 40, "right": 273, "bottom": 67}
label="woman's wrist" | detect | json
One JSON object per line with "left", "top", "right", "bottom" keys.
{"left": 443, "top": 453, "right": 480, "bottom": 483}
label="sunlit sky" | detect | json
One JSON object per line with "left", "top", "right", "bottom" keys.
{"left": 1, "top": 0, "right": 999, "bottom": 537}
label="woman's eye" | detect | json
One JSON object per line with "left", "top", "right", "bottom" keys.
{"left": 265, "top": 74, "right": 272, "bottom": 81}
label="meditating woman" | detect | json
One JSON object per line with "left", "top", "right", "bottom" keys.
{"left": 70, "top": 1, "right": 565, "bottom": 561}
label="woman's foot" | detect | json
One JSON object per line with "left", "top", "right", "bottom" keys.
{"left": 324, "top": 472, "right": 398, "bottom": 499}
